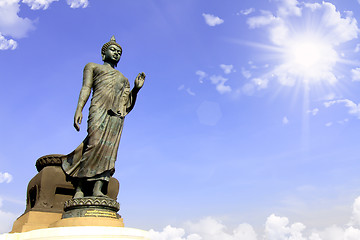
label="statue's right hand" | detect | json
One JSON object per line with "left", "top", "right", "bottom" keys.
{"left": 74, "top": 111, "right": 83, "bottom": 132}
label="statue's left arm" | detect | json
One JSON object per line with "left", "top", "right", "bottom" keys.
{"left": 125, "top": 72, "right": 146, "bottom": 114}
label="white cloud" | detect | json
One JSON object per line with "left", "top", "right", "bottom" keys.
{"left": 283, "top": 116, "right": 289, "bottom": 125}
{"left": 307, "top": 108, "right": 319, "bottom": 116}
{"left": 355, "top": 43, "right": 360, "bottom": 53}
{"left": 186, "top": 217, "right": 226, "bottom": 236}
{"left": 195, "top": 70, "right": 207, "bottom": 83}
{"left": 351, "top": 68, "right": 360, "bottom": 82}
{"left": 150, "top": 196, "right": 360, "bottom": 240}
{"left": 314, "top": 226, "right": 360, "bottom": 240}
{"left": 247, "top": 10, "right": 277, "bottom": 29}
{"left": 186, "top": 217, "right": 257, "bottom": 240}
{"left": 316, "top": 2, "right": 359, "bottom": 45}
{"left": 276, "top": 0, "right": 302, "bottom": 17}
{"left": 178, "top": 85, "right": 195, "bottom": 96}
{"left": 324, "top": 99, "right": 360, "bottom": 119}
{"left": 298, "top": 2, "right": 358, "bottom": 46}
{"left": 338, "top": 118, "right": 349, "bottom": 124}
{"left": 270, "top": 21, "right": 290, "bottom": 46}
{"left": 313, "top": 226, "right": 344, "bottom": 240}
{"left": 22, "top": 0, "right": 88, "bottom": 9}
{"left": 149, "top": 225, "right": 201, "bottom": 240}
{"left": 350, "top": 196, "right": 360, "bottom": 227}
{"left": 241, "top": 77, "right": 268, "bottom": 96}
{"left": 273, "top": 67, "right": 295, "bottom": 86}
{"left": 233, "top": 223, "right": 257, "bottom": 240}
{"left": 325, "top": 122, "right": 333, "bottom": 127}
{"left": 265, "top": 214, "right": 307, "bottom": 240}
{"left": 149, "top": 220, "right": 257, "bottom": 240}
{"left": 248, "top": 9, "right": 291, "bottom": 46}
{"left": 209, "top": 75, "right": 231, "bottom": 94}
{"left": 66, "top": 0, "right": 88, "bottom": 8}
{"left": 344, "top": 227, "right": 360, "bottom": 240}
{"left": 252, "top": 77, "right": 268, "bottom": 90}
{"left": 323, "top": 101, "right": 335, "bottom": 108}
{"left": 220, "top": 64, "right": 234, "bottom": 74}
{"left": 304, "top": 2, "right": 321, "bottom": 11}
{"left": 149, "top": 218, "right": 258, "bottom": 240}
{"left": 239, "top": 8, "right": 255, "bottom": 16}
{"left": 197, "top": 68, "right": 232, "bottom": 94}
{"left": 202, "top": 13, "right": 224, "bottom": 27}
{"left": 323, "top": 93, "right": 336, "bottom": 101}
{"left": 186, "top": 88, "right": 195, "bottom": 96}
{"left": 0, "top": 0, "right": 34, "bottom": 39}
{"left": 0, "top": 172, "right": 12, "bottom": 183}
{"left": 22, "top": 0, "right": 58, "bottom": 10}
{"left": 0, "top": 0, "right": 88, "bottom": 50}
{"left": 241, "top": 68, "right": 252, "bottom": 79}
{"left": 0, "top": 34, "right": 17, "bottom": 50}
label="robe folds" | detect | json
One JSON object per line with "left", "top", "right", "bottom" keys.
{"left": 61, "top": 63, "right": 135, "bottom": 182}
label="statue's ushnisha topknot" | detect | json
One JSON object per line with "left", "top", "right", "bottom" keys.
{"left": 101, "top": 35, "right": 122, "bottom": 56}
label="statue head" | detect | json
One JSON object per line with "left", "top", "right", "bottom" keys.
{"left": 101, "top": 36, "right": 122, "bottom": 67}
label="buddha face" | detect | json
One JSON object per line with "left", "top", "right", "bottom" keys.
{"left": 102, "top": 44, "right": 122, "bottom": 64}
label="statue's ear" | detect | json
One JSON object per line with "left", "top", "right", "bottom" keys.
{"left": 102, "top": 54, "right": 105, "bottom": 61}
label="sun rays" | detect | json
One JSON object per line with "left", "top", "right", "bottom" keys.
{"left": 281, "top": 33, "right": 339, "bottom": 85}
{"left": 244, "top": 1, "right": 360, "bottom": 99}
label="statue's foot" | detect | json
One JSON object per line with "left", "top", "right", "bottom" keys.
{"left": 74, "top": 191, "right": 84, "bottom": 199}
{"left": 92, "top": 180, "right": 106, "bottom": 197}
{"left": 93, "top": 190, "right": 106, "bottom": 197}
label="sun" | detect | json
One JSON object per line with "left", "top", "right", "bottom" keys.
{"left": 281, "top": 34, "right": 339, "bottom": 84}
{"left": 289, "top": 41, "right": 322, "bottom": 68}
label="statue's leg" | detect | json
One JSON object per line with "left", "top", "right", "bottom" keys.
{"left": 74, "top": 180, "right": 85, "bottom": 198}
{"left": 93, "top": 180, "right": 106, "bottom": 197}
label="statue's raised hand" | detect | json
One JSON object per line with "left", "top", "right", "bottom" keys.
{"left": 134, "top": 72, "right": 146, "bottom": 90}
{"left": 74, "top": 110, "right": 83, "bottom": 132}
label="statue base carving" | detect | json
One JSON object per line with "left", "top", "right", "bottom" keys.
{"left": 50, "top": 197, "right": 124, "bottom": 228}
{"left": 62, "top": 196, "right": 121, "bottom": 219}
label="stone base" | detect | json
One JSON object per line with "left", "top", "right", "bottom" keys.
{"left": 11, "top": 211, "right": 62, "bottom": 233}
{"left": 49, "top": 216, "right": 124, "bottom": 228}
{"left": 1, "top": 226, "right": 149, "bottom": 240}
{"left": 24, "top": 165, "right": 119, "bottom": 215}
{"left": 11, "top": 208, "right": 124, "bottom": 233}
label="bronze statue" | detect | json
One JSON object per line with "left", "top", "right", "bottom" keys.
{"left": 41, "top": 36, "right": 145, "bottom": 199}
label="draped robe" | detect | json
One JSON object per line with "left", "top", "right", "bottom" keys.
{"left": 61, "top": 63, "right": 135, "bottom": 182}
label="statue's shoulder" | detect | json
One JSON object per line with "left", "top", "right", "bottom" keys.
{"left": 84, "top": 62, "right": 101, "bottom": 70}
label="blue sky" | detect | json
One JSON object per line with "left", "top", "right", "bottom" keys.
{"left": 2, "top": 0, "right": 360, "bottom": 239}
